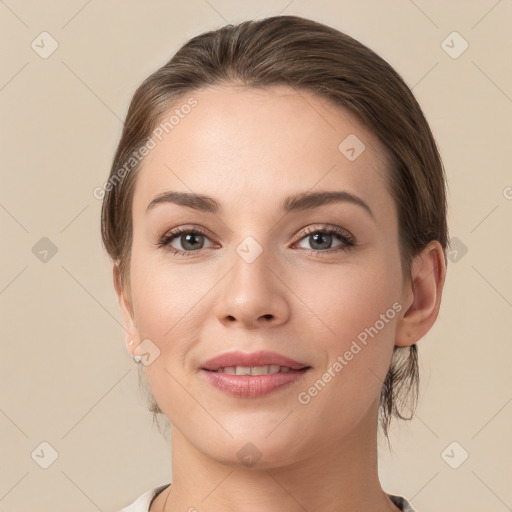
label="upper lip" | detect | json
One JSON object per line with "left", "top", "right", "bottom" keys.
{"left": 200, "top": 350, "right": 310, "bottom": 371}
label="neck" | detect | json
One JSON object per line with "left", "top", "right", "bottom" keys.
{"left": 157, "top": 400, "right": 400, "bottom": 512}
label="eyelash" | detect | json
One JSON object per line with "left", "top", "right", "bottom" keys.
{"left": 156, "top": 224, "right": 357, "bottom": 257}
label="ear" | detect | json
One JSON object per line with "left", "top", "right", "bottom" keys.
{"left": 395, "top": 241, "right": 447, "bottom": 347}
{"left": 113, "top": 264, "right": 139, "bottom": 357}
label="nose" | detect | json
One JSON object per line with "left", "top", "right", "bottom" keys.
{"left": 213, "top": 239, "right": 290, "bottom": 330}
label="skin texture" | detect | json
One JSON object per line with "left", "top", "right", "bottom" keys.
{"left": 114, "top": 84, "right": 446, "bottom": 512}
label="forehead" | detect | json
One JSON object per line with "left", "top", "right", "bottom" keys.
{"left": 132, "top": 84, "right": 394, "bottom": 219}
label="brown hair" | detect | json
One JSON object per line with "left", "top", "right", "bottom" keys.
{"left": 100, "top": 14, "right": 448, "bottom": 442}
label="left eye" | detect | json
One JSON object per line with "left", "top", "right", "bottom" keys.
{"left": 294, "top": 227, "right": 356, "bottom": 253}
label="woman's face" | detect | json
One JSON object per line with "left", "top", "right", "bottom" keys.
{"left": 121, "top": 84, "right": 412, "bottom": 466}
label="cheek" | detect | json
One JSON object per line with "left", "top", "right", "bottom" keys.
{"left": 129, "top": 239, "right": 206, "bottom": 338}
{"left": 290, "top": 261, "right": 402, "bottom": 437}
{"left": 128, "top": 252, "right": 212, "bottom": 420}
{"left": 292, "top": 254, "right": 402, "bottom": 394}
{"left": 129, "top": 245, "right": 222, "bottom": 381}
{"left": 293, "top": 255, "right": 402, "bottom": 345}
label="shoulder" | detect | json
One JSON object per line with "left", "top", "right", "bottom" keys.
{"left": 120, "top": 483, "right": 171, "bottom": 512}
{"left": 387, "top": 493, "right": 417, "bottom": 512}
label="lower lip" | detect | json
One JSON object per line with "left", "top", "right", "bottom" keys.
{"left": 200, "top": 368, "right": 310, "bottom": 398}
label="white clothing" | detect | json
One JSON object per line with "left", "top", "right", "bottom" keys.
{"left": 120, "top": 483, "right": 417, "bottom": 511}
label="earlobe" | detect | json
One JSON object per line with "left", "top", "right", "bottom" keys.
{"left": 395, "top": 241, "right": 447, "bottom": 347}
{"left": 113, "top": 265, "right": 139, "bottom": 355}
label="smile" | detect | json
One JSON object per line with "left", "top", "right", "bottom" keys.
{"left": 200, "top": 367, "right": 311, "bottom": 398}
{"left": 206, "top": 365, "right": 293, "bottom": 375}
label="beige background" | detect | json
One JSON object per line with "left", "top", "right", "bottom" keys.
{"left": 1, "top": 1, "right": 511, "bottom": 511}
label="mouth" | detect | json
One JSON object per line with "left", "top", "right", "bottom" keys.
{"left": 203, "top": 365, "right": 307, "bottom": 375}
{"left": 200, "top": 349, "right": 310, "bottom": 372}
{"left": 199, "top": 350, "right": 312, "bottom": 398}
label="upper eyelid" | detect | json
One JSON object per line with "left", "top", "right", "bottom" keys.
{"left": 162, "top": 223, "right": 349, "bottom": 236}
{"left": 161, "top": 223, "right": 354, "bottom": 247}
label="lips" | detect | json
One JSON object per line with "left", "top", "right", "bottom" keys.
{"left": 200, "top": 350, "right": 310, "bottom": 372}
{"left": 200, "top": 350, "right": 311, "bottom": 398}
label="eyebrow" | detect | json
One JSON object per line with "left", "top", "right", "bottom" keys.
{"left": 146, "top": 190, "right": 374, "bottom": 219}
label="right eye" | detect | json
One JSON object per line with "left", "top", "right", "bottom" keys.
{"left": 157, "top": 226, "right": 216, "bottom": 256}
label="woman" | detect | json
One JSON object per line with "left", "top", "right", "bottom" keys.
{"left": 101, "top": 14, "right": 448, "bottom": 512}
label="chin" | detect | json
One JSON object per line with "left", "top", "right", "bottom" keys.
{"left": 194, "top": 427, "right": 310, "bottom": 470}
